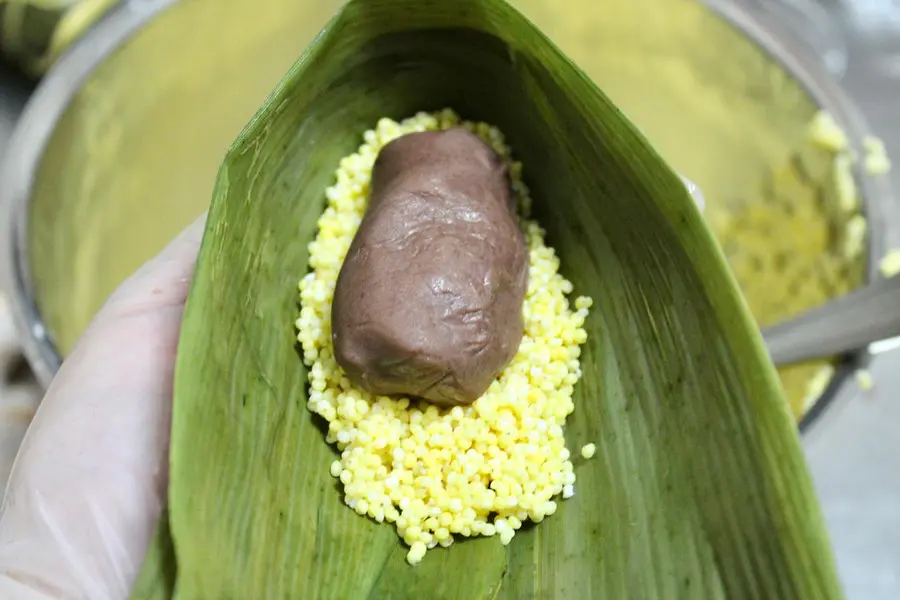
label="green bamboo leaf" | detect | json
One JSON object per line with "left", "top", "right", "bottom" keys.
{"left": 0, "top": 0, "right": 118, "bottom": 76}
{"left": 137, "top": 0, "right": 844, "bottom": 598}
{"left": 131, "top": 512, "right": 177, "bottom": 600}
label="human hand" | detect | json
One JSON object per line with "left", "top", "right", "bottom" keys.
{"left": 0, "top": 214, "right": 206, "bottom": 600}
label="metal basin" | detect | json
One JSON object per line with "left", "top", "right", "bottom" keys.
{"left": 0, "top": 0, "right": 891, "bottom": 424}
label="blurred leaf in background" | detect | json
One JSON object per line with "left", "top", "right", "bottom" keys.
{"left": 0, "top": 0, "right": 117, "bottom": 76}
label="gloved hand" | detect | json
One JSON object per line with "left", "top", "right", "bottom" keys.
{"left": 0, "top": 176, "right": 704, "bottom": 600}
{"left": 0, "top": 214, "right": 206, "bottom": 600}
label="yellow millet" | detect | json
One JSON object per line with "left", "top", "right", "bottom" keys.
{"left": 879, "top": 249, "right": 900, "bottom": 278}
{"left": 843, "top": 214, "right": 867, "bottom": 259}
{"left": 808, "top": 110, "right": 849, "bottom": 153}
{"left": 863, "top": 136, "right": 891, "bottom": 176}
{"left": 295, "top": 110, "right": 592, "bottom": 566}
{"left": 854, "top": 369, "right": 874, "bottom": 392}
{"left": 833, "top": 152, "right": 858, "bottom": 213}
{"left": 580, "top": 443, "right": 597, "bottom": 459}
{"left": 802, "top": 365, "right": 835, "bottom": 413}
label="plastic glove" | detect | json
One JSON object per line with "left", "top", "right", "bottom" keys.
{"left": 0, "top": 175, "right": 704, "bottom": 600}
{"left": 0, "top": 214, "right": 206, "bottom": 600}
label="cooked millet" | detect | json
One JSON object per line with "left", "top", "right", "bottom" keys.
{"left": 863, "top": 136, "right": 891, "bottom": 176}
{"left": 854, "top": 369, "right": 874, "bottom": 392}
{"left": 879, "top": 249, "right": 900, "bottom": 278}
{"left": 842, "top": 214, "right": 867, "bottom": 259}
{"left": 833, "top": 153, "right": 858, "bottom": 213}
{"left": 801, "top": 365, "right": 835, "bottom": 413}
{"left": 808, "top": 110, "right": 849, "bottom": 153}
{"left": 296, "top": 110, "right": 592, "bottom": 565}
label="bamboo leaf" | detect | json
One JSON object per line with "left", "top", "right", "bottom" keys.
{"left": 137, "top": 0, "right": 844, "bottom": 598}
{"left": 131, "top": 511, "right": 176, "bottom": 600}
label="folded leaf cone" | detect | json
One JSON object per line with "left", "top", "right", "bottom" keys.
{"left": 133, "top": 0, "right": 843, "bottom": 598}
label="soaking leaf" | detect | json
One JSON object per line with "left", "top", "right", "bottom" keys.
{"left": 135, "top": 0, "right": 843, "bottom": 598}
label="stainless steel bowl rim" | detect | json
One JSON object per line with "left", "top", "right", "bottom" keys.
{"left": 0, "top": 0, "right": 181, "bottom": 387}
{"left": 0, "top": 0, "right": 892, "bottom": 425}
